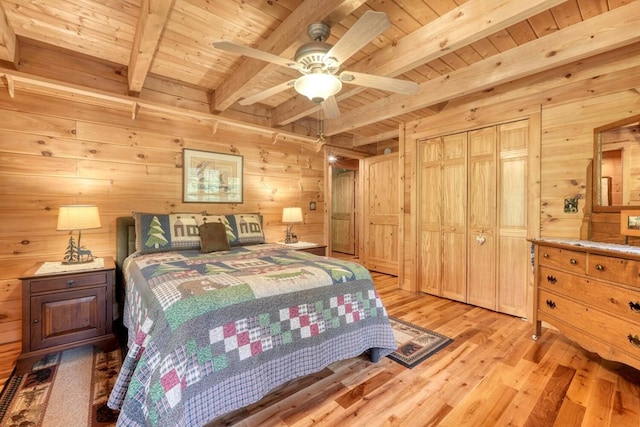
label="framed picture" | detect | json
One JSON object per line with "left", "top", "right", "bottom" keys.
{"left": 183, "top": 149, "right": 243, "bottom": 203}
{"left": 620, "top": 209, "right": 640, "bottom": 237}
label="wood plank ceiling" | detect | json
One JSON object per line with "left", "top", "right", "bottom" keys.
{"left": 0, "top": 0, "right": 638, "bottom": 147}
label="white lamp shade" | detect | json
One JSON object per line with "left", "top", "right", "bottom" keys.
{"left": 282, "top": 207, "right": 303, "bottom": 224}
{"left": 294, "top": 73, "right": 342, "bottom": 103}
{"left": 57, "top": 205, "right": 102, "bottom": 231}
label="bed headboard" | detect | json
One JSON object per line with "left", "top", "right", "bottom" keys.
{"left": 116, "top": 216, "right": 136, "bottom": 276}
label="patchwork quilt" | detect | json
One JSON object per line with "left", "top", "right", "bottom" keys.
{"left": 107, "top": 244, "right": 396, "bottom": 426}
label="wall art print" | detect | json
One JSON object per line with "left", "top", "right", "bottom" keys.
{"left": 183, "top": 149, "right": 243, "bottom": 203}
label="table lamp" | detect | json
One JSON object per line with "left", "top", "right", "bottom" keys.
{"left": 57, "top": 205, "right": 102, "bottom": 263}
{"left": 282, "top": 207, "right": 303, "bottom": 243}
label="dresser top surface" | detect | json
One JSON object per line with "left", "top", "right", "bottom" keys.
{"left": 532, "top": 238, "right": 640, "bottom": 258}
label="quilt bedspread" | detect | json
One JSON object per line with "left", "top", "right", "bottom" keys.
{"left": 107, "top": 244, "right": 396, "bottom": 426}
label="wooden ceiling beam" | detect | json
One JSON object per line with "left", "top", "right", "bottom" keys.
{"left": 128, "top": 0, "right": 176, "bottom": 93}
{"left": 324, "top": 1, "right": 640, "bottom": 136}
{"left": 353, "top": 129, "right": 400, "bottom": 147}
{"left": 0, "top": 1, "right": 18, "bottom": 68}
{"left": 212, "top": 0, "right": 368, "bottom": 113}
{"left": 272, "top": 0, "right": 566, "bottom": 126}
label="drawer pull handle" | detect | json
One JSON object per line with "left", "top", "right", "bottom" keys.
{"left": 546, "top": 299, "right": 556, "bottom": 309}
{"left": 67, "top": 279, "right": 75, "bottom": 287}
{"left": 569, "top": 259, "right": 577, "bottom": 265}
{"left": 629, "top": 301, "right": 640, "bottom": 313}
{"left": 628, "top": 334, "right": 640, "bottom": 348}
{"left": 595, "top": 264, "right": 605, "bottom": 271}
{"left": 543, "top": 253, "right": 549, "bottom": 258}
{"left": 546, "top": 275, "right": 557, "bottom": 284}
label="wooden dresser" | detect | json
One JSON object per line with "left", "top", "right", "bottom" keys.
{"left": 532, "top": 239, "right": 640, "bottom": 370}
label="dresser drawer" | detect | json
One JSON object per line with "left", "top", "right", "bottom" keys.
{"left": 539, "top": 266, "right": 640, "bottom": 326}
{"left": 588, "top": 254, "right": 640, "bottom": 288}
{"left": 538, "top": 289, "right": 640, "bottom": 361}
{"left": 28, "top": 271, "right": 109, "bottom": 293}
{"left": 537, "top": 246, "right": 586, "bottom": 275}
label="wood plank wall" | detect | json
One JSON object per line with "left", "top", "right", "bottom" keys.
{"left": 0, "top": 87, "right": 326, "bottom": 379}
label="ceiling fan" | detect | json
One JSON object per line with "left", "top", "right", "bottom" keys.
{"left": 212, "top": 10, "right": 418, "bottom": 119}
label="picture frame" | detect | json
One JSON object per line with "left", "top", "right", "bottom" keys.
{"left": 620, "top": 209, "right": 640, "bottom": 237}
{"left": 183, "top": 149, "right": 243, "bottom": 203}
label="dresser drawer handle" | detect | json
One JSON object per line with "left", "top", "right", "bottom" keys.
{"left": 546, "top": 275, "right": 557, "bottom": 284}
{"left": 628, "top": 334, "right": 640, "bottom": 348}
{"left": 595, "top": 264, "right": 605, "bottom": 271}
{"left": 629, "top": 301, "right": 640, "bottom": 313}
{"left": 543, "top": 253, "right": 549, "bottom": 258}
{"left": 546, "top": 299, "right": 556, "bottom": 309}
{"left": 67, "top": 279, "right": 75, "bottom": 287}
{"left": 569, "top": 259, "right": 577, "bottom": 265}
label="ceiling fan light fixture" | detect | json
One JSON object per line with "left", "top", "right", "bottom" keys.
{"left": 294, "top": 73, "right": 342, "bottom": 104}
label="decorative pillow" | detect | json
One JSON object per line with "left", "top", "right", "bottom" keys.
{"left": 133, "top": 212, "right": 207, "bottom": 254}
{"left": 199, "top": 222, "right": 230, "bottom": 253}
{"left": 202, "top": 213, "right": 265, "bottom": 246}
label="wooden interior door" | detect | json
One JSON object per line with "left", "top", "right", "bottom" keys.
{"left": 363, "top": 153, "right": 399, "bottom": 275}
{"left": 418, "top": 138, "right": 443, "bottom": 295}
{"left": 331, "top": 169, "right": 355, "bottom": 254}
{"left": 497, "top": 120, "right": 529, "bottom": 317}
{"left": 441, "top": 133, "right": 467, "bottom": 302}
{"left": 467, "top": 127, "right": 497, "bottom": 310}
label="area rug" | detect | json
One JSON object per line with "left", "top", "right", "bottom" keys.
{"left": 387, "top": 316, "right": 453, "bottom": 368}
{"left": 0, "top": 345, "right": 121, "bottom": 427}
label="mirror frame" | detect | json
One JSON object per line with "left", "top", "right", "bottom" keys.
{"left": 592, "top": 113, "right": 640, "bottom": 213}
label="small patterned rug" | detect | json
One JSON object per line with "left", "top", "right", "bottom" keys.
{"left": 0, "top": 345, "right": 121, "bottom": 427}
{"left": 387, "top": 317, "right": 453, "bottom": 368}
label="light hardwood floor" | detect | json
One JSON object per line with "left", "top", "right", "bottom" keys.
{"left": 210, "top": 269, "right": 640, "bottom": 427}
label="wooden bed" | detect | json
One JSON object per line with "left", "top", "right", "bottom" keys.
{"left": 107, "top": 215, "right": 396, "bottom": 426}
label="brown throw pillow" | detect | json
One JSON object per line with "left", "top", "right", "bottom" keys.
{"left": 199, "top": 222, "right": 230, "bottom": 253}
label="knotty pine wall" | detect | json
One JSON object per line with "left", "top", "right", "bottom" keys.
{"left": 0, "top": 87, "right": 326, "bottom": 378}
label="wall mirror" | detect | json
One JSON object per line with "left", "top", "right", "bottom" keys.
{"left": 593, "top": 114, "right": 640, "bottom": 212}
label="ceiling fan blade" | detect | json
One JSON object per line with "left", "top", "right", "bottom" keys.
{"left": 324, "top": 11, "right": 390, "bottom": 64}
{"left": 238, "top": 80, "right": 296, "bottom": 106}
{"left": 213, "top": 41, "right": 299, "bottom": 70}
{"left": 321, "top": 96, "right": 340, "bottom": 119}
{"left": 340, "top": 71, "right": 418, "bottom": 95}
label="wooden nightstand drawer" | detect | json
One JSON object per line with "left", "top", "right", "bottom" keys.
{"left": 28, "top": 271, "right": 109, "bottom": 293}
{"left": 298, "top": 245, "right": 327, "bottom": 256}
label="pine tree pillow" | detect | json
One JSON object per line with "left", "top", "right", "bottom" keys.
{"left": 133, "top": 212, "right": 207, "bottom": 254}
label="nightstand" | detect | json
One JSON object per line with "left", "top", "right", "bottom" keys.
{"left": 276, "top": 242, "right": 327, "bottom": 256}
{"left": 16, "top": 256, "right": 118, "bottom": 373}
